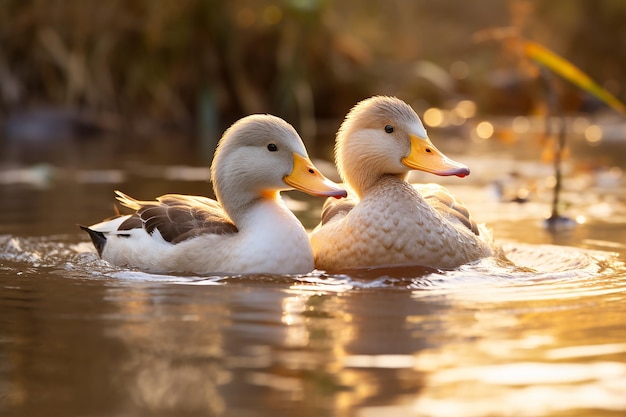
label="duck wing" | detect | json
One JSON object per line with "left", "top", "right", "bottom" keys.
{"left": 318, "top": 184, "right": 479, "bottom": 236}
{"left": 115, "top": 190, "right": 238, "bottom": 244}
{"left": 319, "top": 195, "right": 358, "bottom": 225}
{"left": 415, "top": 184, "right": 479, "bottom": 235}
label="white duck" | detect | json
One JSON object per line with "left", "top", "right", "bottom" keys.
{"left": 81, "top": 114, "right": 346, "bottom": 275}
{"left": 310, "top": 96, "right": 494, "bottom": 271}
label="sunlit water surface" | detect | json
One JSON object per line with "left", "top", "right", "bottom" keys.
{"left": 1, "top": 134, "right": 626, "bottom": 417}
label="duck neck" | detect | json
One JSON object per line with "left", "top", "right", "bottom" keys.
{"left": 350, "top": 172, "right": 409, "bottom": 199}
{"left": 214, "top": 179, "right": 263, "bottom": 226}
{"left": 366, "top": 175, "right": 434, "bottom": 214}
{"left": 225, "top": 192, "right": 298, "bottom": 232}
{"left": 337, "top": 141, "right": 410, "bottom": 198}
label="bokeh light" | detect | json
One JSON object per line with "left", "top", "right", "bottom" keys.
{"left": 476, "top": 121, "right": 494, "bottom": 139}
{"left": 584, "top": 125, "right": 603, "bottom": 144}
{"left": 423, "top": 108, "right": 444, "bottom": 127}
{"left": 454, "top": 100, "right": 477, "bottom": 119}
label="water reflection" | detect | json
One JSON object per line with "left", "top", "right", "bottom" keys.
{"left": 104, "top": 285, "right": 230, "bottom": 415}
{"left": 407, "top": 261, "right": 626, "bottom": 417}
{"left": 1, "top": 234, "right": 626, "bottom": 416}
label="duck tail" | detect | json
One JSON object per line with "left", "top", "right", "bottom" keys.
{"left": 114, "top": 190, "right": 143, "bottom": 210}
{"left": 78, "top": 225, "right": 107, "bottom": 258}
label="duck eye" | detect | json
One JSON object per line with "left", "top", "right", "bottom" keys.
{"left": 425, "top": 148, "right": 432, "bottom": 153}
{"left": 384, "top": 125, "right": 394, "bottom": 134}
{"left": 267, "top": 143, "right": 278, "bottom": 152}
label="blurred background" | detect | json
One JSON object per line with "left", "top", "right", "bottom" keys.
{"left": 1, "top": 0, "right": 625, "bottom": 166}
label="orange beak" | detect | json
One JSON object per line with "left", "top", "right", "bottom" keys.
{"left": 401, "top": 134, "right": 470, "bottom": 177}
{"left": 283, "top": 153, "right": 347, "bottom": 198}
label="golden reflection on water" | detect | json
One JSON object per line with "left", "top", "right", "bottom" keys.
{"left": 105, "top": 285, "right": 231, "bottom": 415}
{"left": 405, "top": 275, "right": 626, "bottom": 417}
{"left": 1, "top": 233, "right": 625, "bottom": 417}
{"left": 278, "top": 292, "right": 374, "bottom": 415}
{"left": 69, "top": 251, "right": 626, "bottom": 417}
{"left": 412, "top": 361, "right": 626, "bottom": 417}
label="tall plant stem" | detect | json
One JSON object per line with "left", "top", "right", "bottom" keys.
{"left": 541, "top": 69, "right": 568, "bottom": 226}
{"left": 550, "top": 111, "right": 567, "bottom": 220}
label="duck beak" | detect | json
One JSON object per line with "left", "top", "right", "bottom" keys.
{"left": 284, "top": 153, "right": 347, "bottom": 198}
{"left": 402, "top": 134, "right": 470, "bottom": 177}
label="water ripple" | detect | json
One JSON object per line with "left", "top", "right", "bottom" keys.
{"left": 1, "top": 235, "right": 624, "bottom": 297}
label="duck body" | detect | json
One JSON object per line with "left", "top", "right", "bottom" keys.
{"left": 311, "top": 176, "right": 492, "bottom": 271}
{"left": 87, "top": 194, "right": 314, "bottom": 274}
{"left": 310, "top": 96, "right": 494, "bottom": 271}
{"left": 81, "top": 114, "right": 346, "bottom": 275}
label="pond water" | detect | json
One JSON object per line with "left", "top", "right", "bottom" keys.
{"left": 1, "top": 122, "right": 626, "bottom": 417}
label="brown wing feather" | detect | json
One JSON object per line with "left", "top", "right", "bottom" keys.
{"left": 116, "top": 193, "right": 237, "bottom": 243}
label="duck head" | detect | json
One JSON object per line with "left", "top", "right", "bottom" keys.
{"left": 212, "top": 115, "right": 346, "bottom": 217}
{"left": 335, "top": 96, "right": 469, "bottom": 197}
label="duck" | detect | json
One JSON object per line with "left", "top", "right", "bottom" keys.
{"left": 309, "top": 96, "right": 494, "bottom": 271}
{"left": 80, "top": 114, "right": 347, "bottom": 275}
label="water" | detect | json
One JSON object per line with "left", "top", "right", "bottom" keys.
{"left": 1, "top": 132, "right": 626, "bottom": 417}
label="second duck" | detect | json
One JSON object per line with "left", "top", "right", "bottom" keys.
{"left": 310, "top": 96, "right": 494, "bottom": 271}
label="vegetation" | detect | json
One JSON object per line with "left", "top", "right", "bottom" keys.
{"left": 1, "top": 0, "right": 624, "bottom": 140}
{"left": 475, "top": 0, "right": 626, "bottom": 227}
